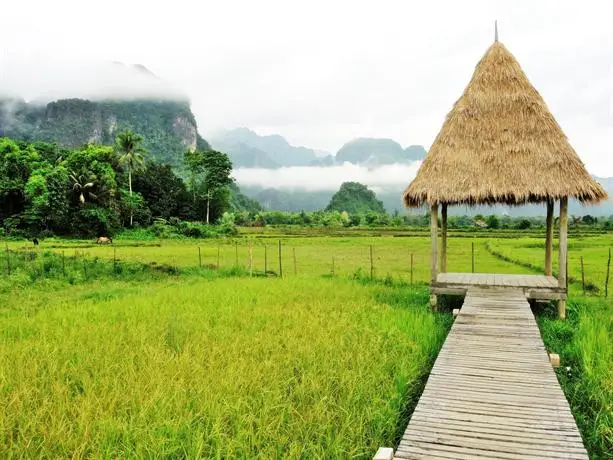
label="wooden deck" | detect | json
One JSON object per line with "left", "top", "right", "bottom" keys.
{"left": 432, "top": 272, "right": 566, "bottom": 300}
{"left": 393, "top": 287, "right": 587, "bottom": 459}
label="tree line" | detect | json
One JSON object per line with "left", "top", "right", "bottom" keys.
{"left": 0, "top": 132, "right": 236, "bottom": 238}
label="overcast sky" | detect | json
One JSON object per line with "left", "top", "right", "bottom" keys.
{"left": 1, "top": 0, "right": 612, "bottom": 173}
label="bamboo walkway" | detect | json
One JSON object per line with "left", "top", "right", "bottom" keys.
{"left": 393, "top": 287, "right": 587, "bottom": 459}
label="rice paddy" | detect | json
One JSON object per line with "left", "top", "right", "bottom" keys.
{"left": 1, "top": 231, "right": 611, "bottom": 458}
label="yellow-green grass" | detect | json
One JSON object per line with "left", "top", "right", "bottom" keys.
{"left": 9, "top": 236, "right": 533, "bottom": 283}
{"left": 0, "top": 275, "right": 450, "bottom": 458}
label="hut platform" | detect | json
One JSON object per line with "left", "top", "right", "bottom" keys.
{"left": 432, "top": 272, "right": 566, "bottom": 301}
{"left": 391, "top": 286, "right": 587, "bottom": 460}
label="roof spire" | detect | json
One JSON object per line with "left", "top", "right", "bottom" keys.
{"left": 495, "top": 20, "right": 498, "bottom": 42}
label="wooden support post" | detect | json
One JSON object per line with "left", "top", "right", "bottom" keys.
{"left": 369, "top": 245, "right": 374, "bottom": 279}
{"left": 235, "top": 242, "right": 239, "bottom": 267}
{"left": 580, "top": 256, "right": 585, "bottom": 294}
{"left": 430, "top": 203, "right": 438, "bottom": 283}
{"left": 331, "top": 256, "right": 335, "bottom": 277}
{"left": 558, "top": 197, "right": 568, "bottom": 319}
{"left": 440, "top": 203, "right": 447, "bottom": 273}
{"left": 549, "top": 353, "right": 560, "bottom": 368}
{"left": 373, "top": 447, "right": 394, "bottom": 460}
{"left": 410, "top": 252, "right": 414, "bottom": 285}
{"left": 264, "top": 244, "right": 268, "bottom": 274}
{"left": 249, "top": 241, "right": 253, "bottom": 277}
{"left": 545, "top": 200, "right": 554, "bottom": 276}
{"left": 430, "top": 203, "right": 439, "bottom": 311}
{"left": 471, "top": 241, "right": 475, "bottom": 273}
{"left": 292, "top": 247, "right": 297, "bottom": 276}
{"left": 217, "top": 246, "right": 220, "bottom": 269}
{"left": 278, "top": 240, "right": 283, "bottom": 278}
{"left": 5, "top": 243, "right": 10, "bottom": 276}
{"left": 198, "top": 247, "right": 202, "bottom": 268}
{"left": 62, "top": 251, "right": 65, "bottom": 276}
{"left": 606, "top": 248, "right": 611, "bottom": 299}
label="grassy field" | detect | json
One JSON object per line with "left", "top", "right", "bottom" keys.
{"left": 1, "top": 231, "right": 611, "bottom": 458}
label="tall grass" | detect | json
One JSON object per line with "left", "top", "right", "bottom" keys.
{"left": 0, "top": 276, "right": 450, "bottom": 458}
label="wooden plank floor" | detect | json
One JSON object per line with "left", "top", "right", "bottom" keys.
{"left": 394, "top": 287, "right": 587, "bottom": 459}
{"left": 437, "top": 272, "right": 559, "bottom": 289}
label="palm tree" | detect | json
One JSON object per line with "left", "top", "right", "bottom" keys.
{"left": 116, "top": 130, "right": 146, "bottom": 226}
{"left": 69, "top": 172, "right": 95, "bottom": 204}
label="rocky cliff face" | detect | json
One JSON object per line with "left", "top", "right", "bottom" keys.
{"left": 0, "top": 97, "right": 208, "bottom": 166}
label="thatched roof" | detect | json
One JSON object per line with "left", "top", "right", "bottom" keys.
{"left": 403, "top": 39, "right": 608, "bottom": 207}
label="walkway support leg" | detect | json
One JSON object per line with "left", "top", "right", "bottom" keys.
{"left": 558, "top": 197, "right": 568, "bottom": 319}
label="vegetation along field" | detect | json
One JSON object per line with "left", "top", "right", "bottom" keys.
{"left": 0, "top": 231, "right": 611, "bottom": 458}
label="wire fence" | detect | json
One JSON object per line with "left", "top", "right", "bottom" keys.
{"left": 2, "top": 239, "right": 612, "bottom": 297}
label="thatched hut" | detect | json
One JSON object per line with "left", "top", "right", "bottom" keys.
{"left": 403, "top": 33, "right": 607, "bottom": 318}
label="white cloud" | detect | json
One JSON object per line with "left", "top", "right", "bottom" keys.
{"left": 233, "top": 162, "right": 422, "bottom": 192}
{"left": 1, "top": 0, "right": 612, "bottom": 173}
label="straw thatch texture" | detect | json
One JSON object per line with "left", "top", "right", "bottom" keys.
{"left": 403, "top": 41, "right": 607, "bottom": 207}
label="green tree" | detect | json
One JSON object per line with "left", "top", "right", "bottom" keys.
{"left": 326, "top": 182, "right": 386, "bottom": 215}
{"left": 486, "top": 214, "right": 500, "bottom": 229}
{"left": 116, "top": 130, "right": 146, "bottom": 226}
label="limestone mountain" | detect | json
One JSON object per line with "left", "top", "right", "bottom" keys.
{"left": 0, "top": 97, "right": 208, "bottom": 167}
{"left": 336, "top": 138, "right": 426, "bottom": 165}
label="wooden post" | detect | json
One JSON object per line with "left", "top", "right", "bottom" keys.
{"left": 62, "top": 251, "right": 66, "bottom": 276}
{"left": 606, "top": 248, "right": 611, "bottom": 299}
{"left": 198, "top": 247, "right": 202, "bottom": 268}
{"left": 369, "top": 245, "right": 374, "bottom": 279}
{"left": 331, "top": 256, "right": 335, "bottom": 277}
{"left": 278, "top": 240, "right": 283, "bottom": 278}
{"left": 235, "top": 242, "right": 239, "bottom": 267}
{"left": 440, "top": 203, "right": 447, "bottom": 273}
{"left": 264, "top": 244, "right": 268, "bottom": 274}
{"left": 113, "top": 247, "right": 117, "bottom": 273}
{"left": 430, "top": 203, "right": 438, "bottom": 310}
{"left": 558, "top": 197, "right": 568, "bottom": 319}
{"left": 292, "top": 247, "right": 297, "bottom": 275}
{"left": 580, "top": 256, "right": 585, "bottom": 294}
{"left": 410, "top": 252, "right": 414, "bottom": 285}
{"left": 249, "top": 241, "right": 253, "bottom": 277}
{"left": 545, "top": 200, "right": 554, "bottom": 276}
{"left": 217, "top": 246, "right": 220, "bottom": 269}
{"left": 430, "top": 204, "right": 438, "bottom": 283}
{"left": 5, "top": 244, "right": 10, "bottom": 276}
{"left": 471, "top": 241, "right": 475, "bottom": 273}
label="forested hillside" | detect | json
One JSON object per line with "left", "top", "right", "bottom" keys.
{"left": 0, "top": 97, "right": 209, "bottom": 167}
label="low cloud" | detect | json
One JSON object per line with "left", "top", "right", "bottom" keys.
{"left": 233, "top": 162, "right": 422, "bottom": 192}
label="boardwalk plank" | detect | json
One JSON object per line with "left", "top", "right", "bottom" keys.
{"left": 393, "top": 287, "right": 587, "bottom": 460}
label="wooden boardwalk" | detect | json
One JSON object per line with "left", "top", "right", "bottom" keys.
{"left": 394, "top": 287, "right": 587, "bottom": 459}
{"left": 432, "top": 273, "right": 566, "bottom": 301}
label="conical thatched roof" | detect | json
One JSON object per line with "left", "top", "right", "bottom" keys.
{"left": 403, "top": 40, "right": 607, "bottom": 207}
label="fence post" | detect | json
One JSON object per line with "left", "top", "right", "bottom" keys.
{"left": 332, "top": 256, "right": 335, "bottom": 277}
{"left": 264, "top": 244, "right": 268, "bottom": 274}
{"left": 113, "top": 247, "right": 117, "bottom": 273}
{"left": 278, "top": 240, "right": 283, "bottom": 278}
{"left": 580, "top": 256, "right": 585, "bottom": 294}
{"left": 198, "top": 247, "right": 202, "bottom": 268}
{"left": 293, "top": 248, "right": 297, "bottom": 275}
{"left": 5, "top": 244, "right": 10, "bottom": 276}
{"left": 471, "top": 241, "right": 475, "bottom": 273}
{"left": 217, "top": 246, "right": 220, "bottom": 269}
{"left": 410, "top": 252, "right": 414, "bottom": 285}
{"left": 235, "top": 242, "right": 239, "bottom": 267}
{"left": 62, "top": 251, "right": 66, "bottom": 277}
{"left": 249, "top": 241, "right": 253, "bottom": 277}
{"left": 606, "top": 248, "right": 611, "bottom": 298}
{"left": 370, "top": 245, "right": 374, "bottom": 279}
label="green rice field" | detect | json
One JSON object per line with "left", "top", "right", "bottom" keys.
{"left": 0, "top": 231, "right": 611, "bottom": 458}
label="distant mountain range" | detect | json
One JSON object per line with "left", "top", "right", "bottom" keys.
{"left": 209, "top": 128, "right": 427, "bottom": 167}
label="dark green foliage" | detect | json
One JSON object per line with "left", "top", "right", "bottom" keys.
{"left": 132, "top": 162, "right": 191, "bottom": 219}
{"left": 486, "top": 214, "right": 500, "bottom": 229}
{"left": 326, "top": 182, "right": 386, "bottom": 215}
